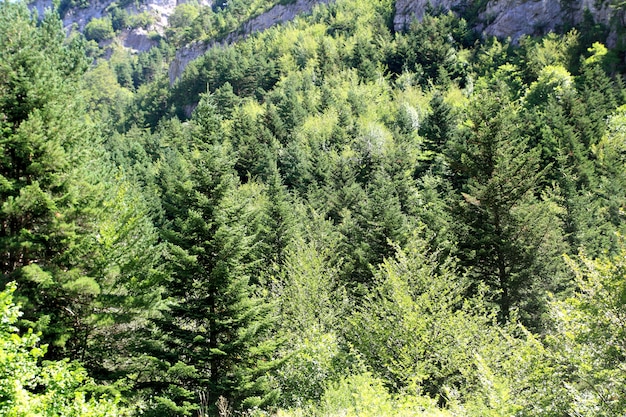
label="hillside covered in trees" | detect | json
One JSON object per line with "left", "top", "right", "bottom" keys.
{"left": 2, "top": 0, "right": 626, "bottom": 415}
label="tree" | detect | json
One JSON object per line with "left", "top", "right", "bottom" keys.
{"left": 0, "top": 3, "right": 164, "bottom": 387}
{"left": 0, "top": 283, "right": 126, "bottom": 416}
{"left": 256, "top": 162, "right": 295, "bottom": 277}
{"left": 347, "top": 235, "right": 498, "bottom": 399}
{"left": 396, "top": 12, "right": 469, "bottom": 85}
{"left": 339, "top": 169, "right": 407, "bottom": 291}
{"left": 450, "top": 80, "right": 567, "bottom": 325}
{"left": 145, "top": 99, "right": 278, "bottom": 415}
{"left": 417, "top": 91, "right": 458, "bottom": 177}
{"left": 0, "top": 2, "right": 100, "bottom": 357}
{"left": 546, "top": 242, "right": 626, "bottom": 416}
{"left": 84, "top": 17, "right": 115, "bottom": 42}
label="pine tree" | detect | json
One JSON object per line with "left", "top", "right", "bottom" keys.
{"left": 147, "top": 97, "right": 279, "bottom": 415}
{"left": 258, "top": 162, "right": 294, "bottom": 274}
{"left": 417, "top": 91, "right": 457, "bottom": 177}
{"left": 340, "top": 168, "right": 407, "bottom": 292}
{"left": 0, "top": 2, "right": 98, "bottom": 357}
{"left": 450, "top": 82, "right": 567, "bottom": 325}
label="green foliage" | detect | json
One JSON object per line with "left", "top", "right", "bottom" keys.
{"left": 0, "top": 1, "right": 96, "bottom": 356}
{"left": 84, "top": 17, "right": 115, "bottom": 42}
{"left": 450, "top": 79, "right": 568, "bottom": 325}
{"left": 0, "top": 284, "right": 126, "bottom": 416}
{"left": 395, "top": 12, "right": 471, "bottom": 86}
{"left": 143, "top": 101, "right": 279, "bottom": 414}
{"left": 347, "top": 235, "right": 499, "bottom": 399}
{"left": 5, "top": 0, "right": 626, "bottom": 415}
{"left": 0, "top": 4, "right": 164, "bottom": 399}
{"left": 277, "top": 372, "right": 452, "bottom": 417}
{"left": 547, "top": 244, "right": 626, "bottom": 415}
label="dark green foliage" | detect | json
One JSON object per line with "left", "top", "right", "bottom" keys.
{"left": 417, "top": 92, "right": 458, "bottom": 177}
{"left": 0, "top": 2, "right": 96, "bottom": 356}
{"left": 84, "top": 17, "right": 115, "bottom": 42}
{"left": 449, "top": 81, "right": 567, "bottom": 325}
{"left": 395, "top": 12, "right": 471, "bottom": 85}
{"left": 146, "top": 98, "right": 279, "bottom": 414}
{"left": 229, "top": 106, "right": 279, "bottom": 182}
{"left": 338, "top": 169, "right": 408, "bottom": 291}
{"left": 0, "top": 3, "right": 163, "bottom": 389}
{"left": 5, "top": 0, "right": 626, "bottom": 414}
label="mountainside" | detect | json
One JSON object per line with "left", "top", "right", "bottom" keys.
{"left": 395, "top": 0, "right": 618, "bottom": 42}
{"left": 4, "top": 0, "right": 626, "bottom": 415}
{"left": 168, "top": 0, "right": 332, "bottom": 83}
{"left": 31, "top": 0, "right": 624, "bottom": 54}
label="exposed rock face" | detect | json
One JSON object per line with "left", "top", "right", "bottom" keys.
{"left": 120, "top": 28, "right": 158, "bottom": 52}
{"left": 479, "top": 0, "right": 564, "bottom": 40}
{"left": 29, "top": 0, "right": 210, "bottom": 52}
{"left": 168, "top": 0, "right": 331, "bottom": 84}
{"left": 393, "top": 0, "right": 459, "bottom": 30}
{"left": 234, "top": 0, "right": 331, "bottom": 38}
{"left": 394, "top": 0, "right": 616, "bottom": 42}
{"left": 169, "top": 40, "right": 214, "bottom": 84}
{"left": 30, "top": 0, "right": 107, "bottom": 30}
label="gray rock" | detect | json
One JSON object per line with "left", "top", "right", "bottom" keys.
{"left": 169, "top": 0, "right": 331, "bottom": 84}
{"left": 234, "top": 0, "right": 331, "bottom": 38}
{"left": 393, "top": 0, "right": 619, "bottom": 43}
{"left": 121, "top": 28, "right": 159, "bottom": 52}
{"left": 393, "top": 0, "right": 461, "bottom": 30}
{"left": 169, "top": 41, "right": 214, "bottom": 85}
{"left": 480, "top": 0, "right": 563, "bottom": 41}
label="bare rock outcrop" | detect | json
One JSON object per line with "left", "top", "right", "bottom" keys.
{"left": 169, "top": 0, "right": 331, "bottom": 84}
{"left": 393, "top": 0, "right": 460, "bottom": 30}
{"left": 394, "top": 0, "right": 618, "bottom": 42}
{"left": 234, "top": 0, "right": 331, "bottom": 38}
{"left": 29, "top": 0, "right": 210, "bottom": 52}
{"left": 169, "top": 40, "right": 214, "bottom": 85}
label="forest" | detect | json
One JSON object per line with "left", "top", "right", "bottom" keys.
{"left": 1, "top": 0, "right": 626, "bottom": 415}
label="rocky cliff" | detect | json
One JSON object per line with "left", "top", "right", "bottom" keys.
{"left": 168, "top": 0, "right": 331, "bottom": 84}
{"left": 30, "top": 0, "right": 211, "bottom": 52}
{"left": 394, "top": 0, "right": 618, "bottom": 42}
{"left": 29, "top": 0, "right": 622, "bottom": 79}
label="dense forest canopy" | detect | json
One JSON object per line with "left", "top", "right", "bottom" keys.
{"left": 1, "top": 0, "right": 626, "bottom": 415}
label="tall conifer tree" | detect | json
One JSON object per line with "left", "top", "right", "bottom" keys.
{"left": 450, "top": 81, "right": 566, "bottom": 325}
{"left": 148, "top": 96, "right": 278, "bottom": 415}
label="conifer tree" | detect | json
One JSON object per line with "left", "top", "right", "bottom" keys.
{"left": 417, "top": 91, "right": 458, "bottom": 177}
{"left": 258, "top": 162, "right": 295, "bottom": 274}
{"left": 0, "top": 2, "right": 164, "bottom": 378}
{"left": 450, "top": 81, "right": 567, "bottom": 325}
{"left": 147, "top": 96, "right": 278, "bottom": 415}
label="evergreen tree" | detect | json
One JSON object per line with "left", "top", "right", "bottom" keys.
{"left": 340, "top": 168, "right": 407, "bottom": 292}
{"left": 0, "top": 2, "right": 97, "bottom": 357}
{"left": 417, "top": 91, "right": 458, "bottom": 177}
{"left": 258, "top": 162, "right": 295, "bottom": 274}
{"left": 0, "top": 3, "right": 164, "bottom": 383}
{"left": 147, "top": 97, "right": 278, "bottom": 415}
{"left": 450, "top": 81, "right": 567, "bottom": 325}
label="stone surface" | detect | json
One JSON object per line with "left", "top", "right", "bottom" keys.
{"left": 393, "top": 0, "right": 617, "bottom": 42}
{"left": 480, "top": 0, "right": 563, "bottom": 41}
{"left": 29, "top": 0, "right": 210, "bottom": 51}
{"left": 121, "top": 28, "right": 158, "bottom": 52}
{"left": 393, "top": 0, "right": 460, "bottom": 30}
{"left": 235, "top": 0, "right": 331, "bottom": 37}
{"left": 169, "top": 0, "right": 331, "bottom": 84}
{"left": 169, "top": 40, "right": 214, "bottom": 84}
